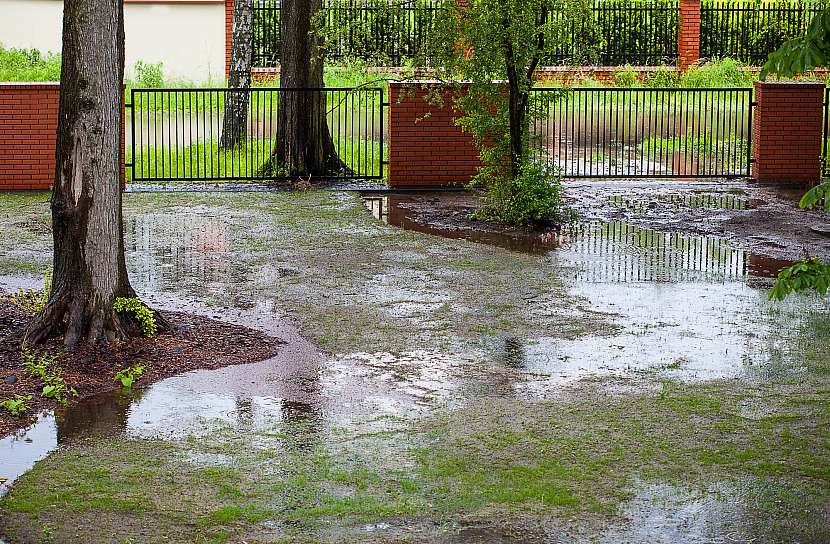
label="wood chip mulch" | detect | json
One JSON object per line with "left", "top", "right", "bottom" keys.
{"left": 0, "top": 295, "right": 284, "bottom": 437}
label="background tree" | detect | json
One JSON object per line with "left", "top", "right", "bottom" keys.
{"left": 24, "top": 0, "right": 154, "bottom": 348}
{"left": 221, "top": 0, "right": 254, "bottom": 149}
{"left": 422, "top": 0, "right": 591, "bottom": 227}
{"left": 762, "top": 8, "right": 830, "bottom": 300}
{"left": 259, "top": 0, "right": 345, "bottom": 178}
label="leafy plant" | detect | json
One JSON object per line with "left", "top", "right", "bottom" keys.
{"left": 112, "top": 297, "right": 158, "bottom": 337}
{"left": 133, "top": 60, "right": 164, "bottom": 88}
{"left": 114, "top": 365, "right": 145, "bottom": 389}
{"left": 0, "top": 395, "right": 32, "bottom": 418}
{"left": 679, "top": 58, "right": 754, "bottom": 88}
{"left": 761, "top": 8, "right": 830, "bottom": 79}
{"left": 0, "top": 46, "right": 61, "bottom": 81}
{"left": 9, "top": 272, "right": 52, "bottom": 314}
{"left": 21, "top": 346, "right": 76, "bottom": 405}
{"left": 769, "top": 258, "right": 830, "bottom": 301}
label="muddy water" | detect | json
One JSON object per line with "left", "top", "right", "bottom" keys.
{"left": 1, "top": 188, "right": 825, "bottom": 542}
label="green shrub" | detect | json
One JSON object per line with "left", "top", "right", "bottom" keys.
{"left": 613, "top": 69, "right": 639, "bottom": 87}
{"left": 21, "top": 346, "right": 76, "bottom": 405}
{"left": 476, "top": 161, "right": 570, "bottom": 229}
{"left": 113, "top": 297, "right": 158, "bottom": 337}
{"left": 133, "top": 60, "right": 164, "bottom": 88}
{"left": 679, "top": 58, "right": 754, "bottom": 88}
{"left": 0, "top": 47, "right": 61, "bottom": 81}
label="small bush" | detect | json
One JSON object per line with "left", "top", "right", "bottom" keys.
{"left": 133, "top": 60, "right": 164, "bottom": 88}
{"left": 613, "top": 69, "right": 639, "bottom": 87}
{"left": 113, "top": 297, "right": 158, "bottom": 337}
{"left": 0, "top": 47, "right": 61, "bottom": 81}
{"left": 21, "top": 346, "right": 76, "bottom": 405}
{"left": 476, "top": 161, "right": 570, "bottom": 229}
{"left": 679, "top": 58, "right": 754, "bottom": 88}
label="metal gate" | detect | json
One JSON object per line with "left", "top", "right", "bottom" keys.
{"left": 529, "top": 87, "right": 754, "bottom": 178}
{"left": 126, "top": 87, "right": 385, "bottom": 183}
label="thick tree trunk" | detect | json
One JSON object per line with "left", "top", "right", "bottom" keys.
{"left": 261, "top": 0, "right": 345, "bottom": 178}
{"left": 221, "top": 0, "right": 254, "bottom": 149}
{"left": 23, "top": 0, "right": 137, "bottom": 348}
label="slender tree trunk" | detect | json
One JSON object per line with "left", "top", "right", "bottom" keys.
{"left": 24, "top": 0, "right": 138, "bottom": 348}
{"left": 221, "top": 0, "right": 254, "bottom": 149}
{"left": 507, "top": 81, "right": 527, "bottom": 179}
{"left": 260, "top": 0, "right": 346, "bottom": 178}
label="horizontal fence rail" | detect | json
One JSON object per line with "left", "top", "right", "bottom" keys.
{"left": 701, "top": 0, "right": 826, "bottom": 65}
{"left": 127, "top": 87, "right": 385, "bottom": 183}
{"left": 530, "top": 87, "right": 754, "bottom": 178}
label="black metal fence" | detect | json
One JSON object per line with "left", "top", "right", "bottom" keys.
{"left": 253, "top": 0, "right": 442, "bottom": 67}
{"left": 126, "top": 87, "right": 385, "bottom": 182}
{"left": 701, "top": 0, "right": 826, "bottom": 65}
{"left": 824, "top": 87, "right": 830, "bottom": 176}
{"left": 547, "top": 0, "right": 678, "bottom": 66}
{"left": 529, "top": 87, "right": 753, "bottom": 178}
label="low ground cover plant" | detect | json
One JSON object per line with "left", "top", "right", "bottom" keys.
{"left": 21, "top": 346, "right": 77, "bottom": 406}
{"left": 0, "top": 395, "right": 32, "bottom": 418}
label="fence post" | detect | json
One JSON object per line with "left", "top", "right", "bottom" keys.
{"left": 752, "top": 81, "right": 825, "bottom": 187}
{"left": 225, "top": 0, "right": 234, "bottom": 81}
{"left": 678, "top": 0, "right": 701, "bottom": 72}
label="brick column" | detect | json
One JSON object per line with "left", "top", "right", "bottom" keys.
{"left": 678, "top": 0, "right": 700, "bottom": 72}
{"left": 387, "top": 82, "right": 480, "bottom": 188}
{"left": 752, "top": 81, "right": 825, "bottom": 187}
{"left": 225, "top": 0, "right": 234, "bottom": 81}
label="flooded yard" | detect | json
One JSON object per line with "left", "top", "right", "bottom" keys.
{"left": 1, "top": 183, "right": 828, "bottom": 543}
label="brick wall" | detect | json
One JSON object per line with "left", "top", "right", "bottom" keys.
{"left": 387, "top": 82, "right": 481, "bottom": 188}
{"left": 0, "top": 83, "right": 60, "bottom": 191}
{"left": 751, "top": 81, "right": 825, "bottom": 187}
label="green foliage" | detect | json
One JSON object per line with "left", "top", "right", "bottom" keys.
{"left": 21, "top": 346, "right": 77, "bottom": 406}
{"left": 769, "top": 258, "right": 830, "bottom": 301}
{"left": 474, "top": 160, "right": 570, "bottom": 227}
{"left": 114, "top": 365, "right": 145, "bottom": 389}
{"left": 761, "top": 8, "right": 830, "bottom": 79}
{"left": 799, "top": 181, "right": 830, "bottom": 211}
{"left": 113, "top": 298, "right": 158, "bottom": 337}
{"left": 0, "top": 46, "right": 61, "bottom": 81}
{"left": 613, "top": 69, "right": 639, "bottom": 87}
{"left": 679, "top": 58, "right": 755, "bottom": 88}
{"left": 133, "top": 60, "right": 164, "bottom": 88}
{"left": 0, "top": 395, "right": 32, "bottom": 418}
{"left": 9, "top": 272, "right": 52, "bottom": 315}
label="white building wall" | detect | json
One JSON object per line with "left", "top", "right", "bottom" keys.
{"left": 0, "top": 0, "right": 226, "bottom": 83}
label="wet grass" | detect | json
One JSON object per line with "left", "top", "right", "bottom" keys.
{"left": 126, "top": 139, "right": 385, "bottom": 182}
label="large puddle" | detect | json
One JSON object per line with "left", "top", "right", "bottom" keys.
{"left": 1, "top": 187, "right": 825, "bottom": 537}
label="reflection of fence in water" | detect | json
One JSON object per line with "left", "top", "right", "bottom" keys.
{"left": 127, "top": 214, "right": 233, "bottom": 290}
{"left": 607, "top": 193, "right": 749, "bottom": 211}
{"left": 558, "top": 221, "right": 748, "bottom": 282}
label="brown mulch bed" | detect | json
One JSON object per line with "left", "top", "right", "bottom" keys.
{"left": 0, "top": 294, "right": 284, "bottom": 437}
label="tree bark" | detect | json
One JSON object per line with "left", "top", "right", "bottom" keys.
{"left": 23, "top": 0, "right": 138, "bottom": 348}
{"left": 260, "top": 0, "right": 346, "bottom": 178}
{"left": 221, "top": 0, "right": 254, "bottom": 149}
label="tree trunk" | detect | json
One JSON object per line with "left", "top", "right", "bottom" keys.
{"left": 260, "top": 0, "right": 345, "bottom": 178}
{"left": 507, "top": 80, "right": 527, "bottom": 179}
{"left": 24, "top": 0, "right": 138, "bottom": 348}
{"left": 220, "top": 0, "right": 254, "bottom": 149}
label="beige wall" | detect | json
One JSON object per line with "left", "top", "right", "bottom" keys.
{"left": 0, "top": 0, "right": 225, "bottom": 83}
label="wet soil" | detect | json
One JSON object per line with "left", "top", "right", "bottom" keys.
{"left": 0, "top": 293, "right": 283, "bottom": 437}
{"left": 364, "top": 181, "right": 830, "bottom": 262}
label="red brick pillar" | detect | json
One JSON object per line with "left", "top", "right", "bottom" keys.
{"left": 225, "top": 0, "right": 234, "bottom": 81}
{"left": 752, "top": 81, "right": 825, "bottom": 187}
{"left": 387, "top": 82, "right": 480, "bottom": 188}
{"left": 678, "top": 0, "right": 700, "bottom": 72}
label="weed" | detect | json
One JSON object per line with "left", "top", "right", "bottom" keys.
{"left": 114, "top": 365, "right": 145, "bottom": 389}
{"left": 133, "top": 60, "right": 164, "bottom": 88}
{"left": 113, "top": 298, "right": 158, "bottom": 337}
{"left": 0, "top": 395, "right": 32, "bottom": 418}
{"left": 21, "top": 346, "right": 76, "bottom": 405}
{"left": 9, "top": 272, "right": 52, "bottom": 314}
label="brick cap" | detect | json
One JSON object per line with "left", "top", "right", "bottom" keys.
{"left": 754, "top": 80, "right": 826, "bottom": 89}
{"left": 536, "top": 66, "right": 678, "bottom": 73}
